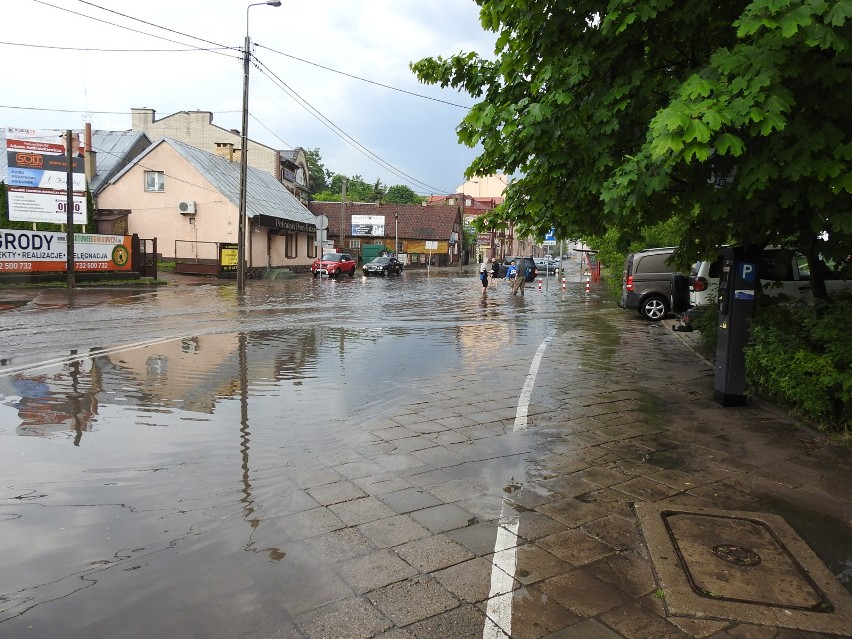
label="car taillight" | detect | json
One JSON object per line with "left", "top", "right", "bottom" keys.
{"left": 626, "top": 275, "right": 634, "bottom": 291}
{"left": 693, "top": 277, "right": 707, "bottom": 292}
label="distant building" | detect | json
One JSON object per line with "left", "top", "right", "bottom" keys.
{"left": 309, "top": 202, "right": 463, "bottom": 267}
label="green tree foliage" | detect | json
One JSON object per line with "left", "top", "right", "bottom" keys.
{"left": 305, "top": 149, "right": 422, "bottom": 204}
{"left": 305, "top": 148, "right": 330, "bottom": 195}
{"left": 411, "top": 0, "right": 851, "bottom": 296}
{"left": 385, "top": 184, "right": 422, "bottom": 204}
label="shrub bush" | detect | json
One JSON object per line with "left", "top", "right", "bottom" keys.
{"left": 744, "top": 293, "right": 852, "bottom": 434}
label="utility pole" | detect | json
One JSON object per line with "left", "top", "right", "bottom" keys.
{"left": 65, "top": 129, "right": 75, "bottom": 289}
{"left": 458, "top": 194, "right": 464, "bottom": 275}
{"left": 340, "top": 179, "right": 347, "bottom": 252}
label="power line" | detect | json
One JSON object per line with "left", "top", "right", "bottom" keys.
{"left": 31, "top": 0, "right": 238, "bottom": 58}
{"left": 0, "top": 104, "right": 241, "bottom": 116}
{"left": 256, "top": 44, "right": 470, "bottom": 110}
{"left": 24, "top": 0, "right": 461, "bottom": 195}
{"left": 0, "top": 40, "right": 234, "bottom": 54}
{"left": 77, "top": 0, "right": 231, "bottom": 50}
{"left": 254, "top": 56, "right": 453, "bottom": 194}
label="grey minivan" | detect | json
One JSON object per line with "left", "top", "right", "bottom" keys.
{"left": 619, "top": 247, "right": 678, "bottom": 320}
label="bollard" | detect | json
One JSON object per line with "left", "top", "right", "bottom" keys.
{"left": 562, "top": 277, "right": 566, "bottom": 291}
{"left": 537, "top": 278, "right": 542, "bottom": 291}
{"left": 585, "top": 280, "right": 590, "bottom": 293}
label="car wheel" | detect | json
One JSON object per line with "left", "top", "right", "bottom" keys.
{"left": 640, "top": 295, "right": 668, "bottom": 320}
{"left": 349, "top": 268, "right": 355, "bottom": 278}
{"left": 313, "top": 271, "right": 318, "bottom": 278}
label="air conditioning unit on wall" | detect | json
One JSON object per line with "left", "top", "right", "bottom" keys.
{"left": 178, "top": 200, "right": 196, "bottom": 215}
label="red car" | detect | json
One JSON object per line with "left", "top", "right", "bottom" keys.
{"left": 311, "top": 252, "right": 357, "bottom": 278}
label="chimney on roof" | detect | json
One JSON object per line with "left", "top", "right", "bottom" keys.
{"left": 84, "top": 121, "right": 97, "bottom": 179}
{"left": 214, "top": 142, "right": 235, "bottom": 162}
{"left": 190, "top": 111, "right": 214, "bottom": 126}
{"left": 131, "top": 107, "right": 155, "bottom": 130}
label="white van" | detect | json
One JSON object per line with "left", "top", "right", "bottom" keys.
{"left": 687, "top": 248, "right": 850, "bottom": 313}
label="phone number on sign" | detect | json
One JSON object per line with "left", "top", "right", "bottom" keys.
{"left": 0, "top": 262, "right": 34, "bottom": 271}
{"left": 78, "top": 262, "right": 111, "bottom": 270}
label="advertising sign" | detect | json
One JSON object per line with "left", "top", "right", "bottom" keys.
{"left": 220, "top": 243, "right": 238, "bottom": 271}
{"left": 4, "top": 128, "right": 87, "bottom": 225}
{"left": 351, "top": 214, "right": 385, "bottom": 237}
{"left": 0, "top": 230, "right": 131, "bottom": 273}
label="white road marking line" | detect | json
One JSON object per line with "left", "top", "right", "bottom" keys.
{"left": 484, "top": 334, "right": 553, "bottom": 638}
{"left": 0, "top": 335, "right": 186, "bottom": 378}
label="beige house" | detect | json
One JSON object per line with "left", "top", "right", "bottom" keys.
{"left": 457, "top": 173, "right": 511, "bottom": 199}
{"left": 97, "top": 138, "right": 317, "bottom": 274}
{"left": 131, "top": 108, "right": 310, "bottom": 204}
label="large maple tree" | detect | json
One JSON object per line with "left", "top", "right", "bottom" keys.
{"left": 412, "top": 0, "right": 851, "bottom": 294}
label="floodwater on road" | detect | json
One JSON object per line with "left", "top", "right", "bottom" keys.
{"left": 0, "top": 265, "right": 604, "bottom": 638}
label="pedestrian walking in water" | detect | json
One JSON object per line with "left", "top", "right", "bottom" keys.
{"left": 479, "top": 263, "right": 489, "bottom": 296}
{"left": 505, "top": 260, "right": 518, "bottom": 294}
{"left": 490, "top": 258, "right": 500, "bottom": 290}
{"left": 509, "top": 259, "right": 527, "bottom": 296}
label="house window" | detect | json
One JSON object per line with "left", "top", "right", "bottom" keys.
{"left": 144, "top": 171, "right": 164, "bottom": 192}
{"left": 307, "top": 234, "right": 316, "bottom": 258}
{"left": 348, "top": 239, "right": 361, "bottom": 250}
{"left": 285, "top": 232, "right": 297, "bottom": 259}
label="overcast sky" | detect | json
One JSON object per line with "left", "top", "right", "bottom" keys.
{"left": 1, "top": 0, "right": 498, "bottom": 196}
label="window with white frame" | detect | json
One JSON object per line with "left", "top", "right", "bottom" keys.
{"left": 307, "top": 234, "right": 317, "bottom": 258}
{"left": 144, "top": 171, "right": 165, "bottom": 192}
{"left": 348, "top": 239, "right": 361, "bottom": 250}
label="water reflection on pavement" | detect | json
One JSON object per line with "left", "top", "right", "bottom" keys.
{"left": 0, "top": 265, "right": 599, "bottom": 637}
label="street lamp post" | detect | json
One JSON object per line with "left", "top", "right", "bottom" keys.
{"left": 394, "top": 212, "right": 399, "bottom": 258}
{"left": 237, "top": 0, "right": 282, "bottom": 292}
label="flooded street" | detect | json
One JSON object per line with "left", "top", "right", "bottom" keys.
{"left": 3, "top": 263, "right": 850, "bottom": 639}
{"left": 0, "top": 265, "right": 593, "bottom": 638}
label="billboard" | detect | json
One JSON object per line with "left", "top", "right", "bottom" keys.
{"left": 4, "top": 128, "right": 87, "bottom": 225}
{"left": 0, "top": 229, "right": 132, "bottom": 273}
{"left": 351, "top": 214, "right": 385, "bottom": 237}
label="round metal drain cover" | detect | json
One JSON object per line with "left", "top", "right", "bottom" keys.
{"left": 713, "top": 544, "right": 761, "bottom": 566}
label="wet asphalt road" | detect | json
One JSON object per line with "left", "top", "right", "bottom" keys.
{"left": 2, "top": 262, "right": 851, "bottom": 639}
{"left": 0, "top": 263, "right": 593, "bottom": 638}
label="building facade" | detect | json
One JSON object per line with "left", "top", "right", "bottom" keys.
{"left": 130, "top": 108, "right": 310, "bottom": 204}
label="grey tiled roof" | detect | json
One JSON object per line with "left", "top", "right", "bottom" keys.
{"left": 111, "top": 137, "right": 314, "bottom": 225}
{"left": 89, "top": 130, "right": 152, "bottom": 193}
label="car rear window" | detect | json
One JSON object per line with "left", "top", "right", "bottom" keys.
{"left": 635, "top": 253, "right": 673, "bottom": 274}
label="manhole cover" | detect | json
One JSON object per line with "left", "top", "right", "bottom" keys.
{"left": 662, "top": 510, "right": 828, "bottom": 610}
{"left": 713, "top": 544, "right": 761, "bottom": 566}
{"left": 635, "top": 502, "right": 852, "bottom": 635}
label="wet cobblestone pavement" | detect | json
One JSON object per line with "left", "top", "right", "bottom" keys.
{"left": 0, "top": 263, "right": 850, "bottom": 638}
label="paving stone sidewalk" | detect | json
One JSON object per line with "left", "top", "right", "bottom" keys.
{"left": 499, "top": 310, "right": 852, "bottom": 639}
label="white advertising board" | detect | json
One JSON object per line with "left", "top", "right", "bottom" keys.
{"left": 351, "top": 214, "right": 385, "bottom": 237}
{"left": 5, "top": 128, "right": 87, "bottom": 224}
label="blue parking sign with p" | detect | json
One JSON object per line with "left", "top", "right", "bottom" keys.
{"left": 739, "top": 262, "right": 756, "bottom": 282}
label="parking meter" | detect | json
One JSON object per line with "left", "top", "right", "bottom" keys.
{"left": 713, "top": 246, "right": 761, "bottom": 406}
